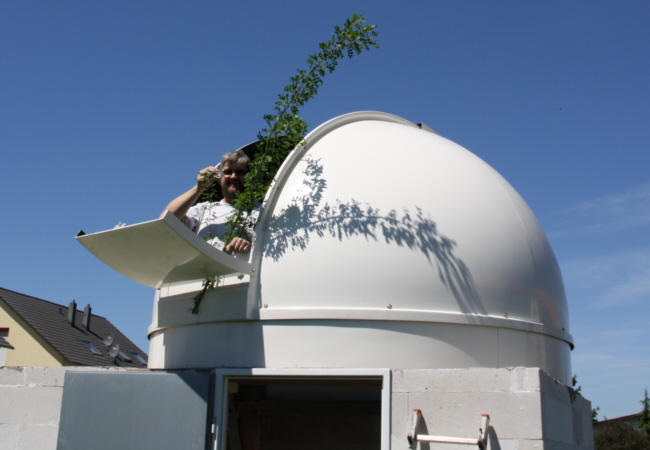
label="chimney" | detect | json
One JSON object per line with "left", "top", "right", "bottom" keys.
{"left": 83, "top": 305, "right": 92, "bottom": 331}
{"left": 68, "top": 300, "right": 77, "bottom": 326}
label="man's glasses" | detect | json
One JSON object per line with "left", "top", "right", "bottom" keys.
{"left": 222, "top": 168, "right": 247, "bottom": 177}
{"left": 214, "top": 166, "right": 248, "bottom": 180}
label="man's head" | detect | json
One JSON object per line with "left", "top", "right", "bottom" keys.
{"left": 219, "top": 150, "right": 251, "bottom": 204}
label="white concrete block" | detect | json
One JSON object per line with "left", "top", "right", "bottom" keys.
{"left": 393, "top": 368, "right": 521, "bottom": 394}
{"left": 571, "top": 406, "right": 594, "bottom": 449}
{"left": 0, "top": 386, "right": 63, "bottom": 425}
{"left": 540, "top": 371, "right": 571, "bottom": 406}
{"left": 511, "top": 367, "right": 541, "bottom": 393}
{"left": 407, "top": 391, "right": 543, "bottom": 440}
{"left": 487, "top": 438, "right": 518, "bottom": 450}
{"left": 516, "top": 439, "right": 546, "bottom": 450}
{"left": 392, "top": 369, "right": 427, "bottom": 393}
{"left": 391, "top": 435, "right": 408, "bottom": 450}
{"left": 0, "top": 367, "right": 25, "bottom": 386}
{"left": 542, "top": 394, "right": 574, "bottom": 443}
{"left": 433, "top": 369, "right": 512, "bottom": 393}
{"left": 0, "top": 424, "right": 19, "bottom": 450}
{"left": 16, "top": 424, "right": 58, "bottom": 450}
{"left": 570, "top": 392, "right": 592, "bottom": 416}
{"left": 391, "top": 392, "right": 409, "bottom": 439}
{"left": 23, "top": 367, "right": 66, "bottom": 387}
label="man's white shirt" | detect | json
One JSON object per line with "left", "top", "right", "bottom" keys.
{"left": 183, "top": 201, "right": 260, "bottom": 251}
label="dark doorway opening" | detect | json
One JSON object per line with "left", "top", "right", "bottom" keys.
{"left": 225, "top": 377, "right": 382, "bottom": 450}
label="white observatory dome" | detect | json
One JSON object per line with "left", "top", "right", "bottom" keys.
{"left": 146, "top": 112, "right": 573, "bottom": 384}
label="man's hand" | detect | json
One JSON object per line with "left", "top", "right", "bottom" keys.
{"left": 163, "top": 166, "right": 220, "bottom": 220}
{"left": 225, "top": 237, "right": 251, "bottom": 254}
{"left": 197, "top": 166, "right": 219, "bottom": 191}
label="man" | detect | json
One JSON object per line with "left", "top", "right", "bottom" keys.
{"left": 164, "top": 150, "right": 258, "bottom": 254}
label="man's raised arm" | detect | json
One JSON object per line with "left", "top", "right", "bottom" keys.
{"left": 162, "top": 166, "right": 218, "bottom": 220}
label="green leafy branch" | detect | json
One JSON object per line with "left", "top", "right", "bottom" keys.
{"left": 192, "top": 14, "right": 378, "bottom": 313}
{"left": 224, "top": 14, "right": 379, "bottom": 245}
{"left": 191, "top": 278, "right": 216, "bottom": 314}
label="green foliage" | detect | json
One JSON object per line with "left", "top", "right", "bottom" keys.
{"left": 592, "top": 389, "right": 650, "bottom": 449}
{"left": 572, "top": 374, "right": 582, "bottom": 394}
{"left": 224, "top": 13, "right": 379, "bottom": 245}
{"left": 571, "top": 374, "right": 600, "bottom": 424}
{"left": 594, "top": 422, "right": 650, "bottom": 450}
{"left": 190, "top": 278, "right": 216, "bottom": 314}
{"left": 639, "top": 388, "right": 650, "bottom": 436}
{"left": 191, "top": 15, "right": 378, "bottom": 314}
{"left": 593, "top": 406, "right": 600, "bottom": 423}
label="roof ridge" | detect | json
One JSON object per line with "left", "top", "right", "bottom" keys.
{"left": 0, "top": 286, "right": 108, "bottom": 319}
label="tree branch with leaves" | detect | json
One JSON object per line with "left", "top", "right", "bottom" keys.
{"left": 224, "top": 13, "right": 379, "bottom": 246}
{"left": 191, "top": 14, "right": 379, "bottom": 313}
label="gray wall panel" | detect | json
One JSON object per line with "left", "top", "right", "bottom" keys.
{"left": 57, "top": 371, "right": 212, "bottom": 450}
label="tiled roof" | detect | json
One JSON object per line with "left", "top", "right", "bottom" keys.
{"left": 0, "top": 287, "right": 147, "bottom": 367}
{"left": 596, "top": 413, "right": 641, "bottom": 424}
{"left": 0, "top": 336, "right": 14, "bottom": 349}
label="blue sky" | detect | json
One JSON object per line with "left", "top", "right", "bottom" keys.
{"left": 1, "top": 1, "right": 648, "bottom": 420}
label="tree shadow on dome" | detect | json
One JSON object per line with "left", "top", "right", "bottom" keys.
{"left": 263, "top": 158, "right": 485, "bottom": 315}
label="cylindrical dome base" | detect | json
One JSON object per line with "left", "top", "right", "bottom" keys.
{"left": 148, "top": 318, "right": 571, "bottom": 384}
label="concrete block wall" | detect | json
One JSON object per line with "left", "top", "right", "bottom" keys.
{"left": 2, "top": 366, "right": 594, "bottom": 449}
{"left": 0, "top": 367, "right": 145, "bottom": 450}
{"left": 0, "top": 367, "right": 66, "bottom": 450}
{"left": 391, "top": 367, "right": 594, "bottom": 450}
{"left": 540, "top": 372, "right": 594, "bottom": 449}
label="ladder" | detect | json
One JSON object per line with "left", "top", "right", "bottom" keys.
{"left": 408, "top": 409, "right": 490, "bottom": 449}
